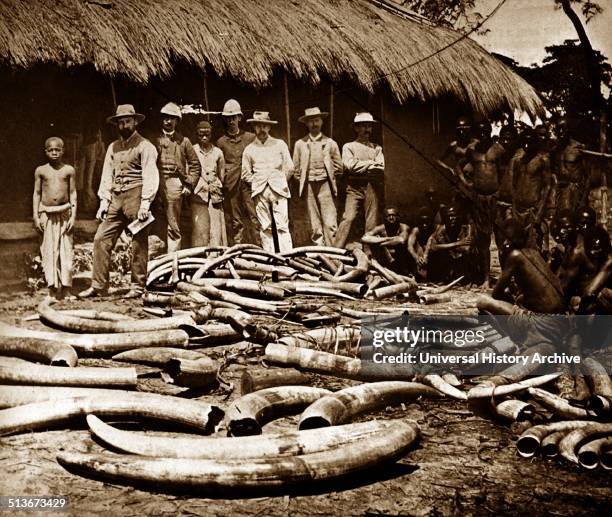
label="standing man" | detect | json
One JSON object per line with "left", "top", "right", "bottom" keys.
{"left": 293, "top": 107, "right": 342, "bottom": 246}
{"left": 510, "top": 126, "right": 553, "bottom": 254}
{"left": 242, "top": 111, "right": 294, "bottom": 252}
{"left": 192, "top": 120, "right": 227, "bottom": 247}
{"left": 216, "top": 99, "right": 260, "bottom": 245}
{"left": 152, "top": 102, "right": 200, "bottom": 252}
{"left": 335, "top": 112, "right": 384, "bottom": 248}
{"left": 553, "top": 117, "right": 588, "bottom": 216}
{"left": 79, "top": 105, "right": 159, "bottom": 298}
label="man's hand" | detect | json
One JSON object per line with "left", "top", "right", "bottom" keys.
{"left": 34, "top": 216, "right": 44, "bottom": 233}
{"left": 66, "top": 217, "right": 76, "bottom": 234}
{"left": 417, "top": 255, "right": 427, "bottom": 268}
{"left": 137, "top": 206, "right": 150, "bottom": 221}
{"left": 181, "top": 187, "right": 191, "bottom": 197}
{"left": 96, "top": 205, "right": 108, "bottom": 222}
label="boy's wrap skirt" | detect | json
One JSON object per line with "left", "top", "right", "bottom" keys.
{"left": 39, "top": 202, "right": 73, "bottom": 288}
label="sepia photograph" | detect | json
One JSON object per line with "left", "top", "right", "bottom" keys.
{"left": 0, "top": 0, "right": 610, "bottom": 515}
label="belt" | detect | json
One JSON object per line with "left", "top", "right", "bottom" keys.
{"left": 162, "top": 172, "right": 181, "bottom": 178}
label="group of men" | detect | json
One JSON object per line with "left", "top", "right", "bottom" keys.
{"left": 35, "top": 99, "right": 391, "bottom": 299}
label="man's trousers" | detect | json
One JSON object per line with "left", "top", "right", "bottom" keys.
{"left": 306, "top": 179, "right": 337, "bottom": 246}
{"left": 254, "top": 186, "right": 292, "bottom": 253}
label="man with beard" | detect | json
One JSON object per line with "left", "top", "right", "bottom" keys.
{"left": 335, "top": 112, "right": 385, "bottom": 248}
{"left": 152, "top": 102, "right": 200, "bottom": 252}
{"left": 79, "top": 105, "right": 159, "bottom": 298}
{"left": 553, "top": 117, "right": 588, "bottom": 216}
{"left": 216, "top": 99, "right": 260, "bottom": 245}
{"left": 510, "top": 125, "right": 552, "bottom": 253}
{"left": 408, "top": 207, "right": 435, "bottom": 280}
{"left": 241, "top": 111, "right": 293, "bottom": 252}
{"left": 293, "top": 107, "right": 342, "bottom": 246}
{"left": 426, "top": 205, "right": 476, "bottom": 284}
{"left": 361, "top": 207, "right": 411, "bottom": 275}
{"left": 463, "top": 120, "right": 506, "bottom": 287}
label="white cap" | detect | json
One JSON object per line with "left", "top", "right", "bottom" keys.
{"left": 222, "top": 99, "right": 243, "bottom": 117}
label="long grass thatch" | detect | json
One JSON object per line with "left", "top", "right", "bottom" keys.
{"left": 0, "top": 0, "right": 541, "bottom": 115}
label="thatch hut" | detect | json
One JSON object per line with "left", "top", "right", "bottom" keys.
{"left": 0, "top": 0, "right": 541, "bottom": 246}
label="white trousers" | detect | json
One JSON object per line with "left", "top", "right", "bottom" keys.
{"left": 254, "top": 186, "right": 292, "bottom": 252}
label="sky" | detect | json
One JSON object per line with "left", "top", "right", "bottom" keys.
{"left": 471, "top": 0, "right": 612, "bottom": 66}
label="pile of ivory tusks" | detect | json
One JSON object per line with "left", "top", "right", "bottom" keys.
{"left": 144, "top": 244, "right": 467, "bottom": 308}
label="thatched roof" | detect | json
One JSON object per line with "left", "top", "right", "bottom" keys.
{"left": 0, "top": 0, "right": 541, "bottom": 115}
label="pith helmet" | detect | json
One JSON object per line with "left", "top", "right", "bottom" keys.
{"left": 160, "top": 102, "right": 182, "bottom": 119}
{"left": 222, "top": 99, "right": 243, "bottom": 117}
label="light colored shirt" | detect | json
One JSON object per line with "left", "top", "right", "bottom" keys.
{"left": 241, "top": 135, "right": 293, "bottom": 198}
{"left": 98, "top": 131, "right": 159, "bottom": 210}
{"left": 307, "top": 133, "right": 327, "bottom": 181}
{"left": 342, "top": 141, "right": 385, "bottom": 180}
{"left": 193, "top": 144, "right": 225, "bottom": 203}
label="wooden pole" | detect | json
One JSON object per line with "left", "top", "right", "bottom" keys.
{"left": 283, "top": 72, "right": 291, "bottom": 145}
{"left": 203, "top": 69, "right": 210, "bottom": 120}
{"left": 329, "top": 82, "right": 334, "bottom": 139}
{"left": 109, "top": 78, "right": 117, "bottom": 109}
{"left": 599, "top": 110, "right": 608, "bottom": 229}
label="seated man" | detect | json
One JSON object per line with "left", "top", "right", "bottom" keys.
{"left": 548, "top": 209, "right": 577, "bottom": 274}
{"left": 361, "top": 207, "right": 412, "bottom": 275}
{"left": 408, "top": 207, "right": 435, "bottom": 281}
{"left": 563, "top": 226, "right": 612, "bottom": 314}
{"left": 426, "top": 205, "right": 476, "bottom": 284}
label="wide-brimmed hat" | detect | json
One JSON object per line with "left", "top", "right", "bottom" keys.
{"left": 247, "top": 111, "right": 278, "bottom": 125}
{"left": 160, "top": 102, "right": 182, "bottom": 119}
{"left": 222, "top": 99, "right": 243, "bottom": 117}
{"left": 353, "top": 112, "right": 377, "bottom": 124}
{"left": 298, "top": 107, "right": 329, "bottom": 124}
{"left": 107, "top": 104, "right": 145, "bottom": 124}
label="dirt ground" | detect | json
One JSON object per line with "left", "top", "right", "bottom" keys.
{"left": 0, "top": 288, "right": 610, "bottom": 517}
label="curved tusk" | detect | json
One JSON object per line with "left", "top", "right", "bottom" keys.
{"left": 583, "top": 358, "right": 612, "bottom": 416}
{"left": 38, "top": 300, "right": 196, "bottom": 334}
{"left": 527, "top": 387, "right": 594, "bottom": 419}
{"left": 226, "top": 386, "right": 331, "bottom": 436}
{"left": 494, "top": 399, "right": 535, "bottom": 422}
{"left": 190, "top": 278, "right": 287, "bottom": 300}
{"left": 276, "top": 326, "right": 361, "bottom": 349}
{"left": 441, "top": 373, "right": 462, "bottom": 387}
{"left": 282, "top": 246, "right": 350, "bottom": 257}
{"left": 112, "top": 348, "right": 207, "bottom": 366}
{"left": 0, "top": 363, "right": 137, "bottom": 388}
{"left": 0, "top": 335, "right": 78, "bottom": 367}
{"left": 299, "top": 381, "right": 442, "bottom": 429}
{"left": 87, "top": 415, "right": 400, "bottom": 459}
{"left": 177, "top": 282, "right": 288, "bottom": 313}
{"left": 0, "top": 393, "right": 223, "bottom": 436}
{"left": 57, "top": 420, "right": 418, "bottom": 491}
{"left": 540, "top": 430, "right": 567, "bottom": 458}
{"left": 558, "top": 423, "right": 612, "bottom": 464}
{"left": 421, "top": 374, "right": 467, "bottom": 400}
{"left": 333, "top": 248, "right": 370, "bottom": 283}
{"left": 147, "top": 246, "right": 228, "bottom": 274}
{"left": 516, "top": 421, "right": 595, "bottom": 458}
{"left": 577, "top": 436, "right": 612, "bottom": 469}
{"left": 467, "top": 373, "right": 560, "bottom": 400}
{"left": 373, "top": 281, "right": 418, "bottom": 300}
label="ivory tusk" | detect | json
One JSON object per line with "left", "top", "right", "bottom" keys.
{"left": 558, "top": 423, "right": 612, "bottom": 464}
{"left": 38, "top": 301, "right": 197, "bottom": 334}
{"left": 112, "top": 348, "right": 207, "bottom": 366}
{"left": 441, "top": 373, "right": 462, "bottom": 387}
{"left": 494, "top": 400, "right": 535, "bottom": 422}
{"left": 577, "top": 436, "right": 612, "bottom": 469}
{"left": 540, "top": 430, "right": 567, "bottom": 458}
{"left": 299, "top": 381, "right": 442, "bottom": 429}
{"left": 226, "top": 386, "right": 331, "bottom": 436}
{"left": 0, "top": 335, "right": 78, "bottom": 367}
{"left": 583, "top": 358, "right": 612, "bottom": 415}
{"left": 282, "top": 246, "right": 350, "bottom": 257}
{"left": 467, "top": 373, "right": 560, "bottom": 400}
{"left": 0, "top": 393, "right": 223, "bottom": 435}
{"left": 373, "top": 282, "right": 417, "bottom": 300}
{"left": 190, "top": 278, "right": 287, "bottom": 300}
{"left": 177, "top": 282, "right": 288, "bottom": 313}
{"left": 57, "top": 420, "right": 418, "bottom": 491}
{"left": 527, "top": 387, "right": 595, "bottom": 419}
{"left": 86, "top": 415, "right": 399, "bottom": 459}
{"left": 240, "top": 368, "right": 309, "bottom": 395}
{"left": 516, "top": 421, "right": 596, "bottom": 458}
{"left": 0, "top": 363, "right": 137, "bottom": 388}
{"left": 421, "top": 374, "right": 467, "bottom": 400}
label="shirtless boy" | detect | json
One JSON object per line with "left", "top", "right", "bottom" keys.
{"left": 361, "top": 207, "right": 411, "bottom": 275}
{"left": 408, "top": 207, "right": 435, "bottom": 280}
{"left": 33, "top": 137, "right": 76, "bottom": 299}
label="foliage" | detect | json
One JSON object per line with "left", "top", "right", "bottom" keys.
{"left": 553, "top": 0, "right": 603, "bottom": 23}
